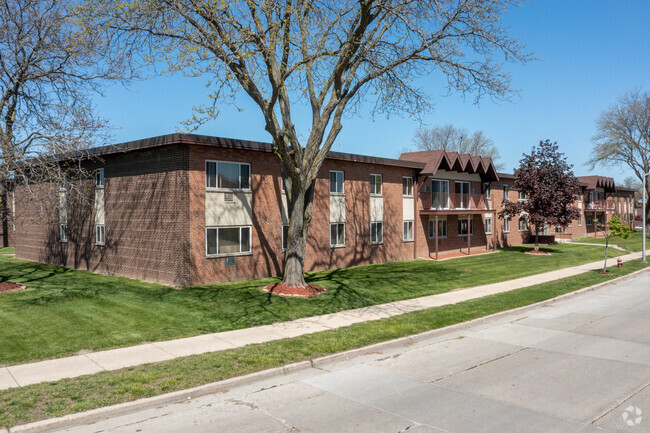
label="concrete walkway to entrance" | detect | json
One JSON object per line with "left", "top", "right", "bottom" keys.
{"left": 1, "top": 249, "right": 648, "bottom": 391}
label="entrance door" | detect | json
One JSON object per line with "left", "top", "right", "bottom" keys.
{"left": 455, "top": 181, "right": 470, "bottom": 209}
{"left": 431, "top": 179, "right": 449, "bottom": 209}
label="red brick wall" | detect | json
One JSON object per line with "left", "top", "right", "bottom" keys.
{"left": 188, "top": 146, "right": 416, "bottom": 285}
{"left": 14, "top": 145, "right": 191, "bottom": 285}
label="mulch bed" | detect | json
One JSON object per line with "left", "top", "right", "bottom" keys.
{"left": 263, "top": 283, "right": 327, "bottom": 298}
{"left": 0, "top": 282, "right": 26, "bottom": 293}
{"left": 525, "top": 250, "right": 552, "bottom": 256}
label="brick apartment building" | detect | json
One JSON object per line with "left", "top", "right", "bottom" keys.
{"left": 10, "top": 133, "right": 638, "bottom": 286}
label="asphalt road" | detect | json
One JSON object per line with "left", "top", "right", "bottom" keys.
{"left": 49, "top": 269, "right": 650, "bottom": 433}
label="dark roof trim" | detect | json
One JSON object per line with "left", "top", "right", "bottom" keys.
{"left": 82, "top": 133, "right": 426, "bottom": 170}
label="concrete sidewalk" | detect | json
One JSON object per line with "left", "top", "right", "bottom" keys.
{"left": 1, "top": 250, "right": 648, "bottom": 391}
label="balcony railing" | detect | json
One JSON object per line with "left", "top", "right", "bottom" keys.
{"left": 420, "top": 192, "right": 484, "bottom": 211}
{"left": 585, "top": 200, "right": 615, "bottom": 211}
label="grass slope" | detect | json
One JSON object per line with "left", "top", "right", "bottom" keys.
{"left": 1, "top": 260, "right": 647, "bottom": 428}
{"left": 0, "top": 243, "right": 623, "bottom": 365}
{"left": 575, "top": 232, "right": 650, "bottom": 252}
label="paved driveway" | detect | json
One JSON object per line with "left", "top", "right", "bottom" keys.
{"left": 52, "top": 270, "right": 650, "bottom": 433}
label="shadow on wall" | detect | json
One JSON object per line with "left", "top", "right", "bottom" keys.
{"left": 40, "top": 154, "right": 191, "bottom": 285}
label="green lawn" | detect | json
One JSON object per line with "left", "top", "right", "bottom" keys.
{"left": 0, "top": 247, "right": 14, "bottom": 255}
{"left": 1, "top": 260, "right": 647, "bottom": 429}
{"left": 0, "top": 243, "right": 624, "bottom": 365}
{"left": 575, "top": 231, "right": 650, "bottom": 252}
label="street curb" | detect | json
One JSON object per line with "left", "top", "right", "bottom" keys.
{"left": 8, "top": 266, "right": 650, "bottom": 433}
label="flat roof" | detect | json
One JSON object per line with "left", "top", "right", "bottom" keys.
{"left": 80, "top": 133, "right": 426, "bottom": 170}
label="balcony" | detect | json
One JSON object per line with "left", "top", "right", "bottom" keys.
{"left": 420, "top": 192, "right": 485, "bottom": 212}
{"left": 585, "top": 200, "right": 615, "bottom": 211}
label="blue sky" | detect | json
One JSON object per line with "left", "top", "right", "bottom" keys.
{"left": 94, "top": 0, "right": 650, "bottom": 182}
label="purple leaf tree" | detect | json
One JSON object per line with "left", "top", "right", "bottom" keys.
{"left": 500, "top": 140, "right": 581, "bottom": 251}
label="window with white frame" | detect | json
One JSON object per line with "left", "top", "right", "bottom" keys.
{"left": 484, "top": 183, "right": 491, "bottom": 197}
{"left": 205, "top": 161, "right": 250, "bottom": 190}
{"left": 403, "top": 220, "right": 414, "bottom": 241}
{"left": 96, "top": 224, "right": 105, "bottom": 245}
{"left": 504, "top": 216, "right": 510, "bottom": 233}
{"left": 518, "top": 217, "right": 529, "bottom": 231}
{"left": 578, "top": 214, "right": 583, "bottom": 226}
{"left": 60, "top": 223, "right": 67, "bottom": 242}
{"left": 282, "top": 225, "right": 289, "bottom": 251}
{"left": 206, "top": 226, "right": 251, "bottom": 256}
{"left": 518, "top": 191, "right": 528, "bottom": 200}
{"left": 330, "top": 223, "right": 345, "bottom": 247}
{"left": 455, "top": 181, "right": 470, "bottom": 209}
{"left": 403, "top": 177, "right": 413, "bottom": 196}
{"left": 458, "top": 216, "right": 473, "bottom": 236}
{"left": 485, "top": 216, "right": 493, "bottom": 234}
{"left": 431, "top": 179, "right": 449, "bottom": 209}
{"left": 329, "top": 170, "right": 344, "bottom": 194}
{"left": 95, "top": 168, "right": 104, "bottom": 187}
{"left": 370, "top": 221, "right": 383, "bottom": 244}
{"left": 429, "top": 218, "right": 447, "bottom": 238}
{"left": 503, "top": 184, "right": 509, "bottom": 200}
{"left": 555, "top": 225, "right": 563, "bottom": 233}
{"left": 370, "top": 174, "right": 382, "bottom": 196}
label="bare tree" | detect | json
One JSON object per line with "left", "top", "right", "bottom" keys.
{"left": 0, "top": 0, "right": 128, "bottom": 226}
{"left": 588, "top": 89, "right": 650, "bottom": 225}
{"left": 80, "top": 0, "right": 532, "bottom": 288}
{"left": 411, "top": 124, "right": 504, "bottom": 170}
{"left": 622, "top": 176, "right": 643, "bottom": 201}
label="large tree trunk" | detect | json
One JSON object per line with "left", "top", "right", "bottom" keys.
{"left": 534, "top": 226, "right": 539, "bottom": 251}
{"left": 281, "top": 181, "right": 315, "bottom": 288}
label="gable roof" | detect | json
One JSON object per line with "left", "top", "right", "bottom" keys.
{"left": 577, "top": 176, "right": 617, "bottom": 192}
{"left": 398, "top": 149, "right": 499, "bottom": 181}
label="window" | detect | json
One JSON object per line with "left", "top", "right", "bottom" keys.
{"left": 402, "top": 177, "right": 413, "bottom": 196}
{"left": 403, "top": 221, "right": 414, "bottom": 241}
{"left": 503, "top": 185, "right": 509, "bottom": 200}
{"left": 431, "top": 179, "right": 449, "bottom": 209}
{"left": 95, "top": 168, "right": 104, "bottom": 187}
{"left": 205, "top": 161, "right": 251, "bottom": 190}
{"left": 555, "top": 225, "right": 563, "bottom": 233}
{"left": 370, "top": 221, "right": 383, "bottom": 244}
{"left": 206, "top": 226, "right": 251, "bottom": 256}
{"left": 578, "top": 214, "right": 583, "bottom": 226}
{"left": 370, "top": 174, "right": 382, "bottom": 195}
{"left": 60, "top": 224, "right": 67, "bottom": 242}
{"left": 518, "top": 217, "right": 529, "bottom": 232}
{"left": 586, "top": 213, "right": 594, "bottom": 226}
{"left": 330, "top": 223, "right": 345, "bottom": 247}
{"left": 518, "top": 191, "right": 528, "bottom": 200}
{"left": 455, "top": 181, "right": 470, "bottom": 209}
{"left": 504, "top": 216, "right": 510, "bottom": 233}
{"left": 458, "top": 217, "right": 473, "bottom": 236}
{"left": 329, "top": 170, "right": 344, "bottom": 194}
{"left": 485, "top": 216, "right": 493, "bottom": 234}
{"left": 282, "top": 225, "right": 289, "bottom": 251}
{"left": 429, "top": 219, "right": 447, "bottom": 238}
{"left": 568, "top": 222, "right": 572, "bottom": 228}
{"left": 484, "top": 183, "right": 491, "bottom": 197}
{"left": 96, "top": 224, "right": 105, "bottom": 245}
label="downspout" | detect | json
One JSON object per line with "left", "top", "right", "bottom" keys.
{"left": 413, "top": 169, "right": 418, "bottom": 259}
